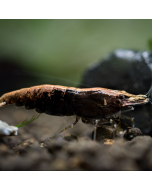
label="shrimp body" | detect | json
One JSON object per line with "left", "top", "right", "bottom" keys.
{"left": 0, "top": 85, "right": 149, "bottom": 120}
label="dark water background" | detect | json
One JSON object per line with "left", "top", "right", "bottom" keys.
{"left": 0, "top": 20, "right": 152, "bottom": 88}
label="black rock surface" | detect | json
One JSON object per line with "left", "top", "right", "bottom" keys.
{"left": 80, "top": 49, "right": 152, "bottom": 135}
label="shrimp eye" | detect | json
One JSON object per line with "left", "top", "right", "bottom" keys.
{"left": 118, "top": 94, "right": 124, "bottom": 99}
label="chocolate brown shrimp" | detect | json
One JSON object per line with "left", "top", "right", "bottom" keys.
{"left": 0, "top": 84, "right": 150, "bottom": 142}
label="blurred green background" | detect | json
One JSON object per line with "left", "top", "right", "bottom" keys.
{"left": 0, "top": 19, "right": 152, "bottom": 89}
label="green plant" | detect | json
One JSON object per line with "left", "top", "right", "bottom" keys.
{"left": 16, "top": 114, "right": 40, "bottom": 128}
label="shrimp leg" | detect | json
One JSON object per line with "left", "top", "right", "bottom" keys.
{"left": 121, "top": 115, "right": 134, "bottom": 128}
{"left": 42, "top": 116, "right": 80, "bottom": 145}
{"left": 121, "top": 106, "right": 134, "bottom": 113}
{"left": 93, "top": 120, "right": 99, "bottom": 141}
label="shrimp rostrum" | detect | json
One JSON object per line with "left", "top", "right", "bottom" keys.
{"left": 0, "top": 85, "right": 150, "bottom": 141}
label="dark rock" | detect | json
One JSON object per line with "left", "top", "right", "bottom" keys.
{"left": 12, "top": 138, "right": 40, "bottom": 155}
{"left": 46, "top": 139, "right": 68, "bottom": 154}
{"left": 65, "top": 139, "right": 100, "bottom": 156}
{"left": 125, "top": 136, "right": 152, "bottom": 164}
{"left": 80, "top": 49, "right": 152, "bottom": 94}
{"left": 0, "top": 144, "right": 14, "bottom": 156}
{"left": 80, "top": 49, "right": 152, "bottom": 135}
{"left": 63, "top": 135, "right": 78, "bottom": 142}
{"left": 124, "top": 128, "right": 142, "bottom": 140}
{"left": 92, "top": 125, "right": 115, "bottom": 141}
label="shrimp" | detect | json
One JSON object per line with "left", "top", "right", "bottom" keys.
{"left": 0, "top": 84, "right": 150, "bottom": 141}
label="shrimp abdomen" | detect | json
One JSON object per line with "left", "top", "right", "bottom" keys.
{"left": 0, "top": 85, "right": 76, "bottom": 116}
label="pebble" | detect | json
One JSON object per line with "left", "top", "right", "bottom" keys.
{"left": 0, "top": 120, "right": 18, "bottom": 136}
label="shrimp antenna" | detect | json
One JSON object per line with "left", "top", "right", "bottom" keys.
{"left": 146, "top": 85, "right": 152, "bottom": 97}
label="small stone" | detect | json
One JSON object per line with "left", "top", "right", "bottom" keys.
{"left": 124, "top": 128, "right": 142, "bottom": 140}
{"left": 103, "top": 139, "right": 114, "bottom": 145}
{"left": 63, "top": 135, "right": 78, "bottom": 142}
{"left": 0, "top": 120, "right": 18, "bottom": 137}
{"left": 92, "top": 125, "right": 116, "bottom": 141}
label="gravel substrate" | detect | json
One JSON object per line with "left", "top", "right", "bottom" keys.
{"left": 0, "top": 105, "right": 152, "bottom": 171}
